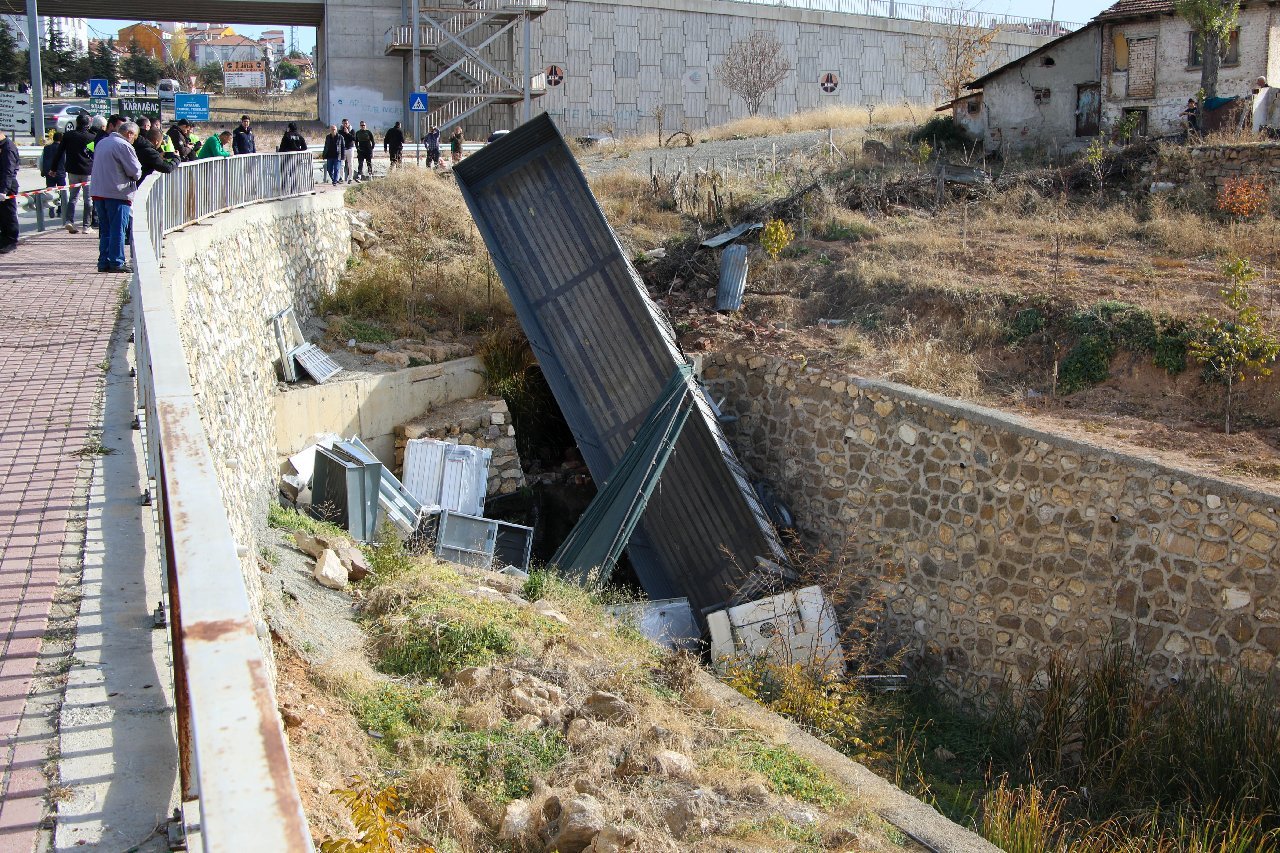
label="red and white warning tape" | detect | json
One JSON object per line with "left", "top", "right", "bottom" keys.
{"left": 2, "top": 180, "right": 92, "bottom": 202}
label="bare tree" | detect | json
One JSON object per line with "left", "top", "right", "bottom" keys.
{"left": 716, "top": 31, "right": 792, "bottom": 116}
{"left": 914, "top": 2, "right": 1000, "bottom": 103}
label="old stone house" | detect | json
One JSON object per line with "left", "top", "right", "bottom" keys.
{"left": 959, "top": 24, "right": 1102, "bottom": 154}
{"left": 1098, "top": 0, "right": 1280, "bottom": 136}
{"left": 954, "top": 0, "right": 1280, "bottom": 152}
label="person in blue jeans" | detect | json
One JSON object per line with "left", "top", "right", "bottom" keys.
{"left": 88, "top": 121, "right": 142, "bottom": 274}
{"left": 321, "top": 125, "right": 346, "bottom": 186}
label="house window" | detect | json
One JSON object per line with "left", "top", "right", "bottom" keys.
{"left": 966, "top": 99, "right": 981, "bottom": 115}
{"left": 1188, "top": 29, "right": 1240, "bottom": 67}
{"left": 1034, "top": 88, "right": 1051, "bottom": 104}
{"left": 1121, "top": 107, "right": 1149, "bottom": 138}
{"left": 1112, "top": 31, "right": 1129, "bottom": 71}
{"left": 1040, "top": 56, "right": 1056, "bottom": 67}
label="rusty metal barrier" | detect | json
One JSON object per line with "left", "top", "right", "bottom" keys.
{"left": 130, "top": 152, "right": 316, "bottom": 851}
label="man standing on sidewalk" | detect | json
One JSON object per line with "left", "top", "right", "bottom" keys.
{"left": 0, "top": 127, "right": 18, "bottom": 255}
{"left": 56, "top": 113, "right": 96, "bottom": 232}
{"left": 89, "top": 121, "right": 142, "bottom": 274}
{"left": 233, "top": 115, "right": 257, "bottom": 155}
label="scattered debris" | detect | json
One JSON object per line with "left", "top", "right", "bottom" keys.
{"left": 273, "top": 307, "right": 342, "bottom": 384}
{"left": 701, "top": 221, "right": 764, "bottom": 249}
{"left": 708, "top": 585, "right": 845, "bottom": 673}
{"left": 313, "top": 549, "right": 348, "bottom": 590}
{"left": 716, "top": 244, "right": 748, "bottom": 312}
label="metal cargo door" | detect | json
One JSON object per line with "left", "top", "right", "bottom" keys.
{"left": 402, "top": 439, "right": 448, "bottom": 507}
{"left": 435, "top": 510, "right": 497, "bottom": 569}
{"left": 1075, "top": 84, "right": 1100, "bottom": 137}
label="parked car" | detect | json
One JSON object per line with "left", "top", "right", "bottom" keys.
{"left": 158, "top": 79, "right": 181, "bottom": 101}
{"left": 117, "top": 81, "right": 148, "bottom": 95}
{"left": 486, "top": 129, "right": 510, "bottom": 144}
{"left": 43, "top": 103, "right": 89, "bottom": 131}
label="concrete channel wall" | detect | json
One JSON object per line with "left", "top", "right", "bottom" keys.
{"left": 703, "top": 349, "right": 1280, "bottom": 696}
{"left": 162, "top": 193, "right": 350, "bottom": 622}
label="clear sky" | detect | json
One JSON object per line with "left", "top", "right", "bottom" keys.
{"left": 78, "top": 0, "right": 1115, "bottom": 59}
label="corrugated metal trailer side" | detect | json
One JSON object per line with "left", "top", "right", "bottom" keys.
{"left": 454, "top": 114, "right": 784, "bottom": 614}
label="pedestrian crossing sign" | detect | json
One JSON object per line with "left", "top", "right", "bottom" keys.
{"left": 409, "top": 93, "right": 429, "bottom": 112}
{"left": 89, "top": 79, "right": 109, "bottom": 98}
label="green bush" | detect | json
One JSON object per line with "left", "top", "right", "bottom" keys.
{"left": 376, "top": 619, "right": 516, "bottom": 680}
{"left": 908, "top": 115, "right": 971, "bottom": 151}
{"left": 1007, "top": 307, "right": 1047, "bottom": 343}
{"left": 741, "top": 742, "right": 845, "bottom": 807}
{"left": 352, "top": 683, "right": 442, "bottom": 750}
{"left": 1058, "top": 333, "right": 1115, "bottom": 394}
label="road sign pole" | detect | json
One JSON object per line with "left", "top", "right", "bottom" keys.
{"left": 412, "top": 0, "right": 420, "bottom": 166}
{"left": 25, "top": 0, "right": 44, "bottom": 142}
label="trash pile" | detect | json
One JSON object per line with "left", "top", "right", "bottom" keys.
{"left": 279, "top": 433, "right": 533, "bottom": 576}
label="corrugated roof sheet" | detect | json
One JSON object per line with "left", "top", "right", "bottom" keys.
{"left": 454, "top": 114, "right": 786, "bottom": 615}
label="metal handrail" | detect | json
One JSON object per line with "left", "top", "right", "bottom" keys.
{"left": 129, "top": 151, "right": 317, "bottom": 852}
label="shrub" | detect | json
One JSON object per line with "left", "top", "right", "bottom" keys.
{"left": 1057, "top": 333, "right": 1115, "bottom": 394}
{"left": 434, "top": 726, "right": 567, "bottom": 801}
{"left": 908, "top": 115, "right": 970, "bottom": 151}
{"left": 1216, "top": 174, "right": 1270, "bottom": 219}
{"left": 376, "top": 619, "right": 516, "bottom": 680}
{"left": 761, "top": 218, "right": 795, "bottom": 260}
{"left": 738, "top": 741, "right": 846, "bottom": 807}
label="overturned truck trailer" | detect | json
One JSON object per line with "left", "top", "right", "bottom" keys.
{"left": 454, "top": 114, "right": 786, "bottom": 615}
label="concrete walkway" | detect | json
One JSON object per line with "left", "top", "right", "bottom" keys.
{"left": 0, "top": 231, "right": 132, "bottom": 851}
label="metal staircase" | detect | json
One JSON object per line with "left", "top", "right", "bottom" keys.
{"left": 386, "top": 0, "right": 547, "bottom": 135}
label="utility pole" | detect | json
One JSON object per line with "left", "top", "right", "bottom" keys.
{"left": 522, "top": 12, "right": 530, "bottom": 124}
{"left": 412, "top": 0, "right": 420, "bottom": 165}
{"left": 25, "top": 0, "right": 44, "bottom": 141}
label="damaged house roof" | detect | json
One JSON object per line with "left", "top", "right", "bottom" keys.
{"left": 1095, "top": 0, "right": 1174, "bottom": 19}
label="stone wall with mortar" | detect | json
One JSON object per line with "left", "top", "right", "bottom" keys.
{"left": 702, "top": 349, "right": 1280, "bottom": 696}
{"left": 394, "top": 396, "right": 526, "bottom": 497}
{"left": 163, "top": 193, "right": 351, "bottom": 624}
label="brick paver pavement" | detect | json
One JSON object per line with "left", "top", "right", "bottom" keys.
{"left": 0, "top": 231, "right": 127, "bottom": 850}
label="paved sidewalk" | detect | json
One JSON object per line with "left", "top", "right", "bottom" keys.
{"left": 0, "top": 231, "right": 128, "bottom": 850}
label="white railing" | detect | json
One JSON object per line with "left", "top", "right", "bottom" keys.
{"left": 130, "top": 151, "right": 316, "bottom": 852}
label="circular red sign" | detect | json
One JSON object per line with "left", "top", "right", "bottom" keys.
{"left": 546, "top": 65, "right": 564, "bottom": 86}
{"left": 820, "top": 72, "right": 839, "bottom": 93}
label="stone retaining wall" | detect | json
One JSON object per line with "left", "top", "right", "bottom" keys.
{"left": 163, "top": 193, "right": 351, "bottom": 622}
{"left": 1156, "top": 143, "right": 1280, "bottom": 190}
{"left": 394, "top": 396, "right": 527, "bottom": 497}
{"left": 703, "top": 349, "right": 1280, "bottom": 696}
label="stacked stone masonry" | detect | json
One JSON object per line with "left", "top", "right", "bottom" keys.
{"left": 703, "top": 350, "right": 1280, "bottom": 696}
{"left": 1156, "top": 143, "right": 1280, "bottom": 190}
{"left": 167, "top": 195, "right": 351, "bottom": 623}
{"left": 394, "top": 396, "right": 526, "bottom": 497}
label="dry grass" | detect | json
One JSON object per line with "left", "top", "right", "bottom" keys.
{"left": 881, "top": 323, "right": 985, "bottom": 400}
{"left": 272, "top": 550, "right": 899, "bottom": 852}
{"left": 589, "top": 172, "right": 685, "bottom": 249}
{"left": 700, "top": 103, "right": 921, "bottom": 143}
{"left": 327, "top": 169, "right": 512, "bottom": 336}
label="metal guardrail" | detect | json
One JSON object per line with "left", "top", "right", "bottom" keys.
{"left": 129, "top": 151, "right": 316, "bottom": 852}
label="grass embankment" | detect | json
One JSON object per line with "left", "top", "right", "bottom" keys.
{"left": 265, "top": 509, "right": 902, "bottom": 851}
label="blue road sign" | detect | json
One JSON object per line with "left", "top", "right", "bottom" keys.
{"left": 173, "top": 93, "right": 210, "bottom": 122}
{"left": 88, "top": 79, "right": 109, "bottom": 98}
{"left": 409, "top": 93, "right": 430, "bottom": 112}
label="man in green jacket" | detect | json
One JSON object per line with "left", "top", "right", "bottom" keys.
{"left": 198, "top": 130, "right": 233, "bottom": 159}
{"left": 353, "top": 121, "right": 376, "bottom": 180}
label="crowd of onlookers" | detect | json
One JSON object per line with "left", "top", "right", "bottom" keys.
{"left": 2, "top": 111, "right": 481, "bottom": 260}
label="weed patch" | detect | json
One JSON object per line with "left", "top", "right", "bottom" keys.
{"left": 735, "top": 741, "right": 845, "bottom": 807}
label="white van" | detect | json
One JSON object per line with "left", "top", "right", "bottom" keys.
{"left": 158, "top": 79, "right": 181, "bottom": 101}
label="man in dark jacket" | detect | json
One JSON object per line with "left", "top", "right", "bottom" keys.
{"left": 383, "top": 121, "right": 404, "bottom": 169}
{"left": 135, "top": 127, "right": 175, "bottom": 181}
{"left": 55, "top": 113, "right": 96, "bottom": 232}
{"left": 321, "top": 125, "right": 346, "bottom": 186}
{"left": 41, "top": 131, "right": 67, "bottom": 219}
{"left": 232, "top": 115, "right": 256, "bottom": 155}
{"left": 168, "top": 120, "right": 195, "bottom": 161}
{"left": 277, "top": 122, "right": 308, "bottom": 152}
{"left": 353, "top": 121, "right": 376, "bottom": 180}
{"left": 0, "top": 128, "right": 18, "bottom": 254}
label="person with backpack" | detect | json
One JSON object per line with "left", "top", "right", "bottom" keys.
{"left": 40, "top": 130, "right": 67, "bottom": 220}
{"left": 278, "top": 122, "right": 308, "bottom": 152}
{"left": 384, "top": 121, "right": 404, "bottom": 169}
{"left": 449, "top": 126, "right": 464, "bottom": 164}
{"left": 54, "top": 113, "right": 96, "bottom": 233}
